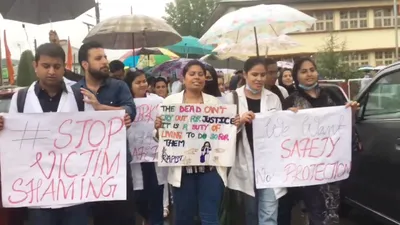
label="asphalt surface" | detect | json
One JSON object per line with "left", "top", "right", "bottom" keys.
{"left": 136, "top": 204, "right": 383, "bottom": 225}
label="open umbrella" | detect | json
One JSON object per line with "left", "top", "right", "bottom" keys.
{"left": 152, "top": 58, "right": 210, "bottom": 79}
{"left": 83, "top": 14, "right": 182, "bottom": 49}
{"left": 213, "top": 34, "right": 300, "bottom": 59}
{"left": 164, "top": 36, "right": 214, "bottom": 55}
{"left": 119, "top": 48, "right": 179, "bottom": 68}
{"left": 200, "top": 4, "right": 315, "bottom": 56}
{"left": 0, "top": 0, "right": 95, "bottom": 24}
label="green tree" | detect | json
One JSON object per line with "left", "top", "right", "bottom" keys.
{"left": 16, "top": 50, "right": 36, "bottom": 87}
{"left": 315, "top": 33, "right": 360, "bottom": 80}
{"left": 164, "top": 0, "right": 219, "bottom": 37}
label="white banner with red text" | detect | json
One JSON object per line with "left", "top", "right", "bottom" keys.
{"left": 0, "top": 111, "right": 127, "bottom": 208}
{"left": 253, "top": 106, "right": 352, "bottom": 189}
{"left": 128, "top": 98, "right": 162, "bottom": 163}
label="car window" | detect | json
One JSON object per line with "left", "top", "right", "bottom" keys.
{"left": 361, "top": 70, "right": 400, "bottom": 119}
{"left": 0, "top": 99, "right": 11, "bottom": 113}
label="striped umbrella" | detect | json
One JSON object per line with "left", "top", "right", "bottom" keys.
{"left": 83, "top": 15, "right": 182, "bottom": 49}
{"left": 119, "top": 47, "right": 179, "bottom": 68}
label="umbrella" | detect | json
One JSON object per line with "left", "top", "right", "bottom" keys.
{"left": 164, "top": 36, "right": 214, "bottom": 55}
{"left": 83, "top": 14, "right": 182, "bottom": 49}
{"left": 213, "top": 34, "right": 300, "bottom": 59}
{"left": 200, "top": 54, "right": 244, "bottom": 70}
{"left": 119, "top": 48, "right": 179, "bottom": 68}
{"left": 152, "top": 58, "right": 210, "bottom": 79}
{"left": 0, "top": 0, "right": 95, "bottom": 24}
{"left": 200, "top": 4, "right": 315, "bottom": 56}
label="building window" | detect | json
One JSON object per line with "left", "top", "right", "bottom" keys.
{"left": 340, "top": 10, "right": 368, "bottom": 29}
{"left": 344, "top": 52, "right": 369, "bottom": 68}
{"left": 374, "top": 8, "right": 400, "bottom": 27}
{"left": 375, "top": 50, "right": 395, "bottom": 65}
{"left": 307, "top": 11, "right": 334, "bottom": 31}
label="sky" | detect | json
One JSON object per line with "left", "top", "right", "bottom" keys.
{"left": 0, "top": 0, "right": 173, "bottom": 60}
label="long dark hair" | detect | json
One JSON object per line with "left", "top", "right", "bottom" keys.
{"left": 123, "top": 69, "right": 146, "bottom": 98}
{"left": 203, "top": 64, "right": 222, "bottom": 97}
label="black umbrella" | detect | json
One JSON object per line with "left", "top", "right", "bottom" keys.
{"left": 0, "top": 0, "right": 95, "bottom": 24}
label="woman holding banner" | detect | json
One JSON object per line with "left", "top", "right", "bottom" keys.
{"left": 154, "top": 60, "right": 240, "bottom": 225}
{"left": 124, "top": 69, "right": 168, "bottom": 225}
{"left": 279, "top": 57, "right": 359, "bottom": 225}
{"left": 226, "top": 57, "right": 287, "bottom": 225}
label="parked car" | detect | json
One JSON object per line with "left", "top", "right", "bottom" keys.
{"left": 342, "top": 61, "right": 400, "bottom": 224}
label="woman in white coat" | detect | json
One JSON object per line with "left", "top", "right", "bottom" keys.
{"left": 226, "top": 57, "right": 287, "bottom": 225}
{"left": 124, "top": 69, "right": 167, "bottom": 225}
{"left": 154, "top": 60, "right": 240, "bottom": 225}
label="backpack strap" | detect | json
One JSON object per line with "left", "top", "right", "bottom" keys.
{"left": 16, "top": 88, "right": 29, "bottom": 113}
{"left": 72, "top": 87, "right": 84, "bottom": 112}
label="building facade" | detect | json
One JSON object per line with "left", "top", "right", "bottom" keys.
{"left": 206, "top": 0, "right": 398, "bottom": 67}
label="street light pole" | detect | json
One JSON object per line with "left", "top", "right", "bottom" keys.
{"left": 394, "top": 0, "right": 399, "bottom": 60}
{"left": 95, "top": 1, "right": 100, "bottom": 24}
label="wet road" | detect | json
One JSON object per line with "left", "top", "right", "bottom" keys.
{"left": 137, "top": 205, "right": 383, "bottom": 225}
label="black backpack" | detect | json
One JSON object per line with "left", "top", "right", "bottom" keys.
{"left": 16, "top": 87, "right": 84, "bottom": 112}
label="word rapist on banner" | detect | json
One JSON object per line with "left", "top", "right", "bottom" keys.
{"left": 128, "top": 97, "right": 162, "bottom": 163}
{"left": 253, "top": 106, "right": 352, "bottom": 188}
{"left": 0, "top": 111, "right": 127, "bottom": 208}
{"left": 157, "top": 104, "right": 237, "bottom": 166}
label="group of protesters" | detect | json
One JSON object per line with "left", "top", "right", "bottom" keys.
{"left": 0, "top": 36, "right": 360, "bottom": 225}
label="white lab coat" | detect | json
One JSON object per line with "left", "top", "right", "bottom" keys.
{"left": 225, "top": 86, "right": 287, "bottom": 199}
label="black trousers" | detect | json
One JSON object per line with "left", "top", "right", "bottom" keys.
{"left": 92, "top": 165, "right": 136, "bottom": 225}
{"left": 278, "top": 183, "right": 340, "bottom": 225}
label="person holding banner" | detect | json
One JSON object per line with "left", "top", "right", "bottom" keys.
{"left": 124, "top": 69, "right": 167, "bottom": 225}
{"left": 226, "top": 57, "right": 287, "bottom": 225}
{"left": 4, "top": 43, "right": 88, "bottom": 225}
{"left": 279, "top": 57, "right": 359, "bottom": 225}
{"left": 154, "top": 60, "right": 240, "bottom": 225}
{"left": 74, "top": 41, "right": 136, "bottom": 225}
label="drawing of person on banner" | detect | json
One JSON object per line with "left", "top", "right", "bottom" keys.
{"left": 200, "top": 141, "right": 212, "bottom": 163}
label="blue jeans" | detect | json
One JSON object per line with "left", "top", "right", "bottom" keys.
{"left": 135, "top": 163, "right": 164, "bottom": 225}
{"left": 243, "top": 188, "right": 278, "bottom": 225}
{"left": 27, "top": 204, "right": 89, "bottom": 225}
{"left": 172, "top": 170, "right": 224, "bottom": 225}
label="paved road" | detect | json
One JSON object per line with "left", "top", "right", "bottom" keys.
{"left": 137, "top": 205, "right": 383, "bottom": 225}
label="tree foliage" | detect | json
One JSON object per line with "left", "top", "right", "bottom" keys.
{"left": 315, "top": 33, "right": 360, "bottom": 80}
{"left": 164, "top": 0, "right": 219, "bottom": 37}
{"left": 16, "top": 50, "right": 36, "bottom": 87}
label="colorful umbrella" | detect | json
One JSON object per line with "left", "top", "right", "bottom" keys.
{"left": 213, "top": 34, "right": 300, "bottom": 59}
{"left": 200, "top": 4, "right": 315, "bottom": 56}
{"left": 164, "top": 36, "right": 214, "bottom": 55}
{"left": 152, "top": 58, "right": 210, "bottom": 79}
{"left": 119, "top": 48, "right": 179, "bottom": 69}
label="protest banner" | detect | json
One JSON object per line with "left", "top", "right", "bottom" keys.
{"left": 157, "top": 104, "right": 237, "bottom": 166}
{"left": 0, "top": 111, "right": 127, "bottom": 208}
{"left": 253, "top": 106, "right": 352, "bottom": 188}
{"left": 128, "top": 97, "right": 162, "bottom": 163}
